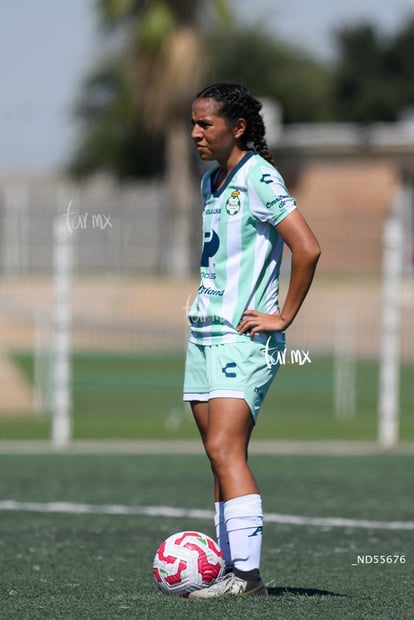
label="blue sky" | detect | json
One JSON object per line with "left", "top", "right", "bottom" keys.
{"left": 1, "top": 0, "right": 414, "bottom": 175}
{"left": 0, "top": 0, "right": 98, "bottom": 175}
{"left": 235, "top": 0, "right": 414, "bottom": 60}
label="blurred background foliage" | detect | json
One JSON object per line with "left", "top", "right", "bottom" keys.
{"left": 68, "top": 0, "right": 414, "bottom": 180}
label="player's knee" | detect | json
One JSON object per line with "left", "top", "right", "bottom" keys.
{"left": 204, "top": 437, "right": 237, "bottom": 473}
{"left": 204, "top": 436, "right": 222, "bottom": 465}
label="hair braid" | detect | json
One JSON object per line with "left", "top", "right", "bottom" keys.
{"left": 195, "top": 82, "right": 275, "bottom": 167}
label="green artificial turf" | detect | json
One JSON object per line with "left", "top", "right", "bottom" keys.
{"left": 0, "top": 453, "right": 413, "bottom": 619}
{"left": 2, "top": 352, "right": 413, "bottom": 441}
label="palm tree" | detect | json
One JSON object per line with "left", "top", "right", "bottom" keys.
{"left": 97, "top": 0, "right": 227, "bottom": 275}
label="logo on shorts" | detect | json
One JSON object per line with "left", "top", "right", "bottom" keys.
{"left": 222, "top": 362, "right": 237, "bottom": 378}
{"left": 254, "top": 386, "right": 264, "bottom": 401}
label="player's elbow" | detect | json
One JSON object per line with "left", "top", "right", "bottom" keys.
{"left": 310, "top": 241, "right": 321, "bottom": 264}
{"left": 303, "top": 238, "right": 321, "bottom": 266}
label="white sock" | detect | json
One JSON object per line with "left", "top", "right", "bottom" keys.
{"left": 224, "top": 494, "right": 263, "bottom": 573}
{"left": 214, "top": 501, "right": 233, "bottom": 570}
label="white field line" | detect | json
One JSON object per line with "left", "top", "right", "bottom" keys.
{"left": 0, "top": 500, "right": 413, "bottom": 531}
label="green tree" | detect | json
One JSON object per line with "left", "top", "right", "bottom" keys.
{"left": 207, "top": 27, "right": 334, "bottom": 123}
{"left": 385, "top": 17, "right": 414, "bottom": 116}
{"left": 70, "top": 0, "right": 235, "bottom": 276}
{"left": 332, "top": 17, "right": 414, "bottom": 122}
{"left": 70, "top": 57, "right": 165, "bottom": 179}
{"left": 69, "top": 2, "right": 335, "bottom": 182}
{"left": 106, "top": 0, "right": 207, "bottom": 276}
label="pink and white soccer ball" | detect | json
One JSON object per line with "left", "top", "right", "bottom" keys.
{"left": 153, "top": 530, "right": 225, "bottom": 597}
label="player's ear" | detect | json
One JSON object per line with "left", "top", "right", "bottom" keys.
{"left": 233, "top": 118, "right": 247, "bottom": 139}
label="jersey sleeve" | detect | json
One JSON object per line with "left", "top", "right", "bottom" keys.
{"left": 247, "top": 161, "right": 296, "bottom": 226}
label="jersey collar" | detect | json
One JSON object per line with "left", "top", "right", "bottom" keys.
{"left": 210, "top": 150, "right": 255, "bottom": 197}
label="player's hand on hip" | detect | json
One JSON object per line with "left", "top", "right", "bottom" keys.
{"left": 237, "top": 310, "right": 286, "bottom": 339}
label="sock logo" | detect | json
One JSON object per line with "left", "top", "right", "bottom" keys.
{"left": 248, "top": 527, "right": 263, "bottom": 537}
{"left": 222, "top": 362, "right": 237, "bottom": 378}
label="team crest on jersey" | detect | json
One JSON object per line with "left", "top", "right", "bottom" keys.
{"left": 225, "top": 190, "right": 241, "bottom": 215}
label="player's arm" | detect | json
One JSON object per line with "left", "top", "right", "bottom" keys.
{"left": 237, "top": 209, "right": 321, "bottom": 338}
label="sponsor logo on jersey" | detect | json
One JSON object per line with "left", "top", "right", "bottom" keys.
{"left": 201, "top": 230, "right": 220, "bottom": 267}
{"left": 265, "top": 195, "right": 294, "bottom": 210}
{"left": 198, "top": 284, "right": 225, "bottom": 296}
{"left": 188, "top": 314, "right": 225, "bottom": 326}
{"left": 225, "top": 190, "right": 241, "bottom": 215}
{"left": 205, "top": 208, "right": 221, "bottom": 215}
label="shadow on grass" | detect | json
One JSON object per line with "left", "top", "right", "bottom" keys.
{"left": 268, "top": 586, "right": 346, "bottom": 598}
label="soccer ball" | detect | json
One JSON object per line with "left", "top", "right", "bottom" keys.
{"left": 153, "top": 530, "right": 225, "bottom": 597}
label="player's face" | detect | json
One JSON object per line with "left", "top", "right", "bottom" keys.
{"left": 191, "top": 98, "right": 240, "bottom": 164}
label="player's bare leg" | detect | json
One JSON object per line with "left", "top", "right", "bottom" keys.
{"left": 190, "top": 398, "right": 267, "bottom": 597}
{"left": 198, "top": 398, "right": 256, "bottom": 499}
{"left": 192, "top": 399, "right": 255, "bottom": 500}
{"left": 191, "top": 401, "right": 220, "bottom": 500}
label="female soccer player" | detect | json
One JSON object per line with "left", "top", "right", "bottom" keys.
{"left": 184, "top": 83, "right": 321, "bottom": 597}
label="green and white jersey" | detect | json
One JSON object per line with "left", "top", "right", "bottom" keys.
{"left": 188, "top": 150, "right": 296, "bottom": 345}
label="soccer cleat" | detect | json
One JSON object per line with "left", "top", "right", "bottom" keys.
{"left": 188, "top": 571, "right": 268, "bottom": 598}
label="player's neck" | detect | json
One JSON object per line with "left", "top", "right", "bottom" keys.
{"left": 216, "top": 149, "right": 248, "bottom": 189}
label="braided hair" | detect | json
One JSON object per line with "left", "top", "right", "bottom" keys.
{"left": 195, "top": 82, "right": 275, "bottom": 167}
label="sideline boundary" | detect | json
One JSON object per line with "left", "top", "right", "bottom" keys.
{"left": 1, "top": 440, "right": 414, "bottom": 455}
{"left": 0, "top": 500, "right": 413, "bottom": 531}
